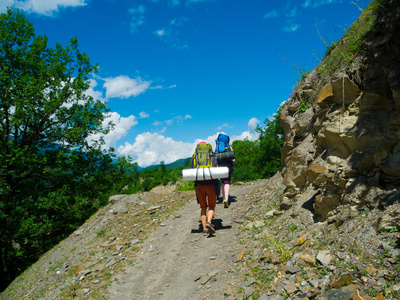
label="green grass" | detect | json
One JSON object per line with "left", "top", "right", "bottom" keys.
{"left": 318, "top": 0, "right": 381, "bottom": 76}
{"left": 176, "top": 180, "right": 195, "bottom": 191}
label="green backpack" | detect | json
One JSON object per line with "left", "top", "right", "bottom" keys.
{"left": 192, "top": 142, "right": 213, "bottom": 168}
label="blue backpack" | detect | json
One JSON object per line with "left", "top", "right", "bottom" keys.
{"left": 215, "top": 133, "right": 230, "bottom": 153}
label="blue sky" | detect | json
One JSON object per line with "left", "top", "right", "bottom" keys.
{"left": 1, "top": 0, "right": 370, "bottom": 167}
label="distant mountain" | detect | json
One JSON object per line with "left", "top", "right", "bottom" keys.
{"left": 142, "top": 157, "right": 191, "bottom": 170}
{"left": 110, "top": 157, "right": 190, "bottom": 171}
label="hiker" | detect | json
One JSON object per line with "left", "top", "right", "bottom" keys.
{"left": 219, "top": 144, "right": 234, "bottom": 207}
{"left": 191, "top": 142, "right": 218, "bottom": 236}
{"left": 215, "top": 133, "right": 235, "bottom": 208}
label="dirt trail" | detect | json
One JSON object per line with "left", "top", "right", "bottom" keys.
{"left": 108, "top": 181, "right": 266, "bottom": 300}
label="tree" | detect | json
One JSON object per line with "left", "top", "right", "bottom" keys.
{"left": 231, "top": 139, "right": 259, "bottom": 182}
{"left": 0, "top": 8, "right": 116, "bottom": 290}
{"left": 255, "top": 112, "right": 284, "bottom": 178}
{"left": 231, "top": 109, "right": 284, "bottom": 182}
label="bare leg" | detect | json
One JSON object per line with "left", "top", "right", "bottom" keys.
{"left": 201, "top": 208, "right": 207, "bottom": 231}
{"left": 224, "top": 184, "right": 230, "bottom": 200}
{"left": 206, "top": 207, "right": 216, "bottom": 234}
{"left": 222, "top": 183, "right": 230, "bottom": 208}
{"left": 207, "top": 208, "right": 215, "bottom": 223}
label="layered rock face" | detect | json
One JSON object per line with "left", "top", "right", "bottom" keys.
{"left": 279, "top": 0, "right": 400, "bottom": 225}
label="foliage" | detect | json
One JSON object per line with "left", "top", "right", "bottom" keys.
{"left": 121, "top": 158, "right": 192, "bottom": 193}
{"left": 231, "top": 109, "right": 284, "bottom": 182}
{"left": 298, "top": 93, "right": 311, "bottom": 113}
{"left": 254, "top": 112, "right": 285, "bottom": 178}
{"left": 176, "top": 180, "right": 195, "bottom": 191}
{"left": 230, "top": 139, "right": 259, "bottom": 182}
{"left": 319, "top": 0, "right": 381, "bottom": 75}
{"left": 300, "top": 70, "right": 311, "bottom": 80}
{"left": 0, "top": 8, "right": 135, "bottom": 291}
{"left": 265, "top": 234, "right": 290, "bottom": 263}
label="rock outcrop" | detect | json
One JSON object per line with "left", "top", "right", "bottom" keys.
{"left": 279, "top": 0, "right": 400, "bottom": 225}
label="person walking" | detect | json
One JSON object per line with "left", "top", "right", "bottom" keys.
{"left": 195, "top": 179, "right": 217, "bottom": 236}
{"left": 191, "top": 142, "right": 218, "bottom": 236}
{"left": 219, "top": 144, "right": 234, "bottom": 208}
{"left": 215, "top": 133, "right": 235, "bottom": 208}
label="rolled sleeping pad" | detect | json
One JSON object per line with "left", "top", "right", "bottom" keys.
{"left": 216, "top": 151, "right": 235, "bottom": 162}
{"left": 182, "top": 167, "right": 229, "bottom": 181}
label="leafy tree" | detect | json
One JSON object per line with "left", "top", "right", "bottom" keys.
{"left": 254, "top": 112, "right": 284, "bottom": 178}
{"left": 160, "top": 161, "right": 166, "bottom": 174}
{"left": 231, "top": 139, "right": 259, "bottom": 182}
{"left": 0, "top": 8, "right": 123, "bottom": 290}
{"left": 231, "top": 109, "right": 284, "bottom": 182}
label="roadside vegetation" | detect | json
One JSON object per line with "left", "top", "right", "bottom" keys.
{"left": 0, "top": 8, "right": 136, "bottom": 291}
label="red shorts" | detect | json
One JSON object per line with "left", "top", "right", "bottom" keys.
{"left": 195, "top": 183, "right": 217, "bottom": 209}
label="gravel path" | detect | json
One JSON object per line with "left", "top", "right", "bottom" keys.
{"left": 108, "top": 181, "right": 266, "bottom": 300}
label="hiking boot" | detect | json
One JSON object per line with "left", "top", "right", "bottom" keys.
{"left": 223, "top": 198, "right": 229, "bottom": 208}
{"left": 206, "top": 222, "right": 215, "bottom": 235}
{"left": 203, "top": 229, "right": 209, "bottom": 236}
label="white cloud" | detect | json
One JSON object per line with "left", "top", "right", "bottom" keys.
{"left": 264, "top": 10, "right": 279, "bottom": 19}
{"left": 118, "top": 132, "right": 195, "bottom": 167}
{"left": 154, "top": 16, "right": 189, "bottom": 49}
{"left": 139, "top": 111, "right": 149, "bottom": 118}
{"left": 169, "top": 16, "right": 189, "bottom": 26}
{"left": 103, "top": 75, "right": 151, "bottom": 99}
{"left": 248, "top": 117, "right": 260, "bottom": 131}
{"left": 281, "top": 5, "right": 300, "bottom": 33}
{"left": 165, "top": 114, "right": 192, "bottom": 126}
{"left": 149, "top": 83, "right": 177, "bottom": 90}
{"left": 231, "top": 130, "right": 259, "bottom": 142}
{"left": 88, "top": 112, "right": 138, "bottom": 149}
{"left": 286, "top": 7, "right": 297, "bottom": 18}
{"left": 129, "top": 4, "right": 146, "bottom": 33}
{"left": 0, "top": 1, "right": 14, "bottom": 13}
{"left": 12, "top": 0, "right": 86, "bottom": 16}
{"left": 85, "top": 79, "right": 106, "bottom": 102}
{"left": 303, "top": 0, "right": 339, "bottom": 8}
{"left": 227, "top": 118, "right": 260, "bottom": 142}
{"left": 155, "top": 28, "right": 169, "bottom": 37}
{"left": 283, "top": 23, "right": 300, "bottom": 32}
{"left": 215, "top": 123, "right": 232, "bottom": 131}
{"left": 149, "top": 85, "right": 163, "bottom": 90}
{"left": 117, "top": 117, "right": 262, "bottom": 167}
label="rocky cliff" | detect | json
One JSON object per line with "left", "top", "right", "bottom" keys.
{"left": 279, "top": 0, "right": 400, "bottom": 228}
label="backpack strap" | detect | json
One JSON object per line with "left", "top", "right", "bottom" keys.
{"left": 208, "top": 167, "right": 213, "bottom": 180}
{"left": 195, "top": 167, "right": 214, "bottom": 181}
